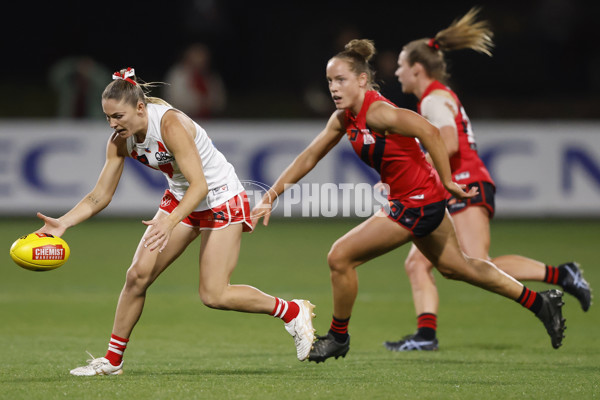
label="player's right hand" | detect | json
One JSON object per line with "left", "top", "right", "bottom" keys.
{"left": 444, "top": 182, "right": 478, "bottom": 200}
{"left": 35, "top": 212, "right": 67, "bottom": 238}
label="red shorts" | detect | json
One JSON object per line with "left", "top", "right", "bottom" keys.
{"left": 159, "top": 190, "right": 254, "bottom": 232}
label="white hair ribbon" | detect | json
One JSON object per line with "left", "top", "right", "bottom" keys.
{"left": 112, "top": 67, "right": 136, "bottom": 85}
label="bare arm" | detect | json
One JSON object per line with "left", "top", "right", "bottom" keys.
{"left": 424, "top": 125, "right": 459, "bottom": 165}
{"left": 142, "top": 110, "right": 208, "bottom": 251}
{"left": 438, "top": 125, "right": 459, "bottom": 156}
{"left": 251, "top": 111, "right": 346, "bottom": 226}
{"left": 36, "top": 134, "right": 125, "bottom": 237}
{"left": 366, "top": 101, "right": 476, "bottom": 199}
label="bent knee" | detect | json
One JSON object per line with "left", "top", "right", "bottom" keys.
{"left": 327, "top": 243, "right": 354, "bottom": 272}
{"left": 404, "top": 253, "right": 433, "bottom": 278}
{"left": 199, "top": 287, "right": 228, "bottom": 310}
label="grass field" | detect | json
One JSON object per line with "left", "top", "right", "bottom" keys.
{"left": 1, "top": 217, "right": 598, "bottom": 399}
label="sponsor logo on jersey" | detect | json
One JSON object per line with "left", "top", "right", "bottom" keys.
{"left": 454, "top": 171, "right": 471, "bottom": 181}
{"left": 348, "top": 129, "right": 375, "bottom": 144}
{"left": 155, "top": 151, "right": 174, "bottom": 164}
{"left": 212, "top": 184, "right": 229, "bottom": 194}
{"left": 409, "top": 194, "right": 425, "bottom": 200}
{"left": 32, "top": 245, "right": 66, "bottom": 260}
{"left": 363, "top": 131, "right": 375, "bottom": 145}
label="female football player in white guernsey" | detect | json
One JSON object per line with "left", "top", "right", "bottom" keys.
{"left": 35, "top": 67, "right": 316, "bottom": 376}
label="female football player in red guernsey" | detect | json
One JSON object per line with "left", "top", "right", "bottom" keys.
{"left": 384, "top": 7, "right": 591, "bottom": 352}
{"left": 35, "top": 68, "right": 316, "bottom": 376}
{"left": 251, "top": 38, "right": 566, "bottom": 363}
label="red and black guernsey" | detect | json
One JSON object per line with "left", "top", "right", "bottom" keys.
{"left": 418, "top": 80, "right": 493, "bottom": 186}
{"left": 344, "top": 90, "right": 446, "bottom": 208}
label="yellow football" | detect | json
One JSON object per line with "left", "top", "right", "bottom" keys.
{"left": 9, "top": 233, "right": 70, "bottom": 271}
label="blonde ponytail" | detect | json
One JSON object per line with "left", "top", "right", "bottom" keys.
{"left": 403, "top": 7, "right": 494, "bottom": 82}
{"left": 433, "top": 7, "right": 494, "bottom": 56}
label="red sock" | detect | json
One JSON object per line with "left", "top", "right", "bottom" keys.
{"left": 544, "top": 265, "right": 560, "bottom": 284}
{"left": 329, "top": 315, "right": 350, "bottom": 342}
{"left": 105, "top": 333, "right": 129, "bottom": 366}
{"left": 270, "top": 298, "right": 299, "bottom": 323}
{"left": 516, "top": 286, "right": 543, "bottom": 314}
{"left": 330, "top": 316, "right": 350, "bottom": 335}
{"left": 416, "top": 313, "right": 437, "bottom": 340}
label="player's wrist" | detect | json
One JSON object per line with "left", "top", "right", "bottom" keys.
{"left": 166, "top": 211, "right": 183, "bottom": 228}
{"left": 262, "top": 189, "right": 277, "bottom": 205}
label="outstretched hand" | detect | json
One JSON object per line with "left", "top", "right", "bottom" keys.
{"left": 445, "top": 182, "right": 479, "bottom": 200}
{"left": 35, "top": 212, "right": 67, "bottom": 237}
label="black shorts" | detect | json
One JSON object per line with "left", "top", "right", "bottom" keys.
{"left": 383, "top": 199, "right": 447, "bottom": 238}
{"left": 447, "top": 181, "right": 496, "bottom": 218}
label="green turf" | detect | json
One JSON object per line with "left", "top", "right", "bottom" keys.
{"left": 1, "top": 217, "right": 598, "bottom": 399}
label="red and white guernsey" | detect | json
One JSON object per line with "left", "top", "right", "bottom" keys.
{"left": 345, "top": 90, "right": 446, "bottom": 208}
{"left": 418, "top": 80, "right": 493, "bottom": 186}
{"left": 126, "top": 103, "right": 243, "bottom": 211}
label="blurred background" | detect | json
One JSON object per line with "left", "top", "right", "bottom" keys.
{"left": 1, "top": 0, "right": 599, "bottom": 218}
{"left": 2, "top": 3, "right": 599, "bottom": 394}
{"left": 2, "top": 0, "right": 599, "bottom": 119}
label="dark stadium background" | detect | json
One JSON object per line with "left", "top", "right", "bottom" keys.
{"left": 2, "top": 0, "right": 598, "bottom": 119}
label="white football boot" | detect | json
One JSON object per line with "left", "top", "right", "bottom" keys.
{"left": 69, "top": 352, "right": 123, "bottom": 376}
{"left": 284, "top": 299, "right": 316, "bottom": 361}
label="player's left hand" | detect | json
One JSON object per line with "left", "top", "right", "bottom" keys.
{"left": 251, "top": 199, "right": 273, "bottom": 228}
{"left": 374, "top": 180, "right": 390, "bottom": 197}
{"left": 445, "top": 182, "right": 478, "bottom": 200}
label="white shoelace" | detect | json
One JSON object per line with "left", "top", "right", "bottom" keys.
{"left": 399, "top": 339, "right": 436, "bottom": 350}
{"left": 82, "top": 351, "right": 111, "bottom": 369}
{"left": 565, "top": 265, "right": 587, "bottom": 288}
